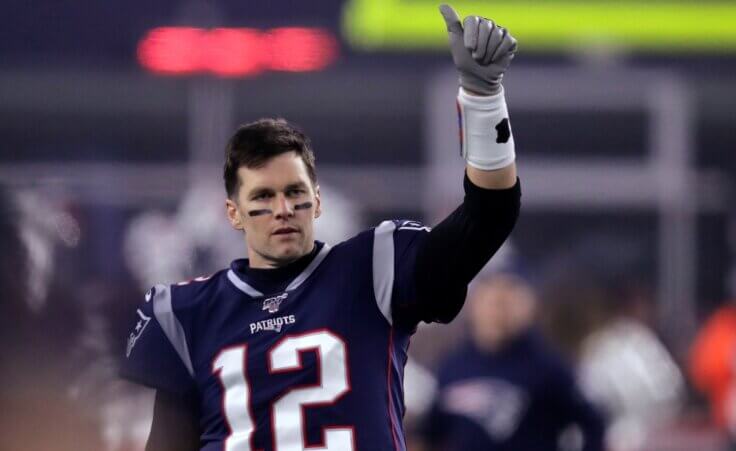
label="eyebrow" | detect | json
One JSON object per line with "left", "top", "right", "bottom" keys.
{"left": 284, "top": 182, "right": 309, "bottom": 191}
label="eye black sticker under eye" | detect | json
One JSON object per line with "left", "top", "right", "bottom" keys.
{"left": 247, "top": 202, "right": 311, "bottom": 216}
{"left": 248, "top": 209, "right": 273, "bottom": 217}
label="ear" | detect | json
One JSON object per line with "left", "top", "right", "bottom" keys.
{"left": 225, "top": 198, "right": 244, "bottom": 230}
{"left": 313, "top": 185, "right": 322, "bottom": 219}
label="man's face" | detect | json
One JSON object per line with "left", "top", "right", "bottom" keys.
{"left": 226, "top": 151, "right": 321, "bottom": 268}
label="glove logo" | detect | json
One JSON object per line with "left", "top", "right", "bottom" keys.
{"left": 495, "top": 118, "right": 511, "bottom": 143}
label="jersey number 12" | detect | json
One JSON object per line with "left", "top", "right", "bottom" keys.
{"left": 213, "top": 330, "right": 354, "bottom": 451}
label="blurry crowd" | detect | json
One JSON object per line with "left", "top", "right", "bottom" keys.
{"left": 1, "top": 183, "right": 735, "bottom": 451}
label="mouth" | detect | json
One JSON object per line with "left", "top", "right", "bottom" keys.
{"left": 272, "top": 227, "right": 299, "bottom": 236}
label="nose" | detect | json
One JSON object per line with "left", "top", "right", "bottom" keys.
{"left": 273, "top": 193, "right": 294, "bottom": 220}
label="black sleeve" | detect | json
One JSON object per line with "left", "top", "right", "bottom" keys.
{"left": 395, "top": 173, "right": 521, "bottom": 327}
{"left": 145, "top": 389, "right": 201, "bottom": 451}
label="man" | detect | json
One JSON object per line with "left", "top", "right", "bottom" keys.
{"left": 121, "top": 5, "right": 521, "bottom": 450}
{"left": 421, "top": 274, "right": 605, "bottom": 451}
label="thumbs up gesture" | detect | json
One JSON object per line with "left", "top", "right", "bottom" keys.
{"left": 439, "top": 4, "right": 517, "bottom": 96}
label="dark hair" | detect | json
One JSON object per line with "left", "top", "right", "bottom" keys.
{"left": 223, "top": 118, "right": 317, "bottom": 199}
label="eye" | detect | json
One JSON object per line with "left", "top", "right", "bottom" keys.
{"left": 252, "top": 192, "right": 272, "bottom": 201}
{"left": 286, "top": 188, "right": 306, "bottom": 197}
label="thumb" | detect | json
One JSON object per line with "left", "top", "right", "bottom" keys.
{"left": 439, "top": 4, "right": 462, "bottom": 34}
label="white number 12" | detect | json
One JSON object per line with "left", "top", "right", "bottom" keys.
{"left": 213, "top": 330, "right": 354, "bottom": 451}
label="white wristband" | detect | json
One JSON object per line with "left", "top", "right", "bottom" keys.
{"left": 456, "top": 86, "right": 515, "bottom": 170}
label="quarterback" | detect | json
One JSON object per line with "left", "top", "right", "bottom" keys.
{"left": 121, "top": 5, "right": 521, "bottom": 451}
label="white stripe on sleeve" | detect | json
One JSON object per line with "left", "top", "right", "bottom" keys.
{"left": 372, "top": 221, "right": 397, "bottom": 325}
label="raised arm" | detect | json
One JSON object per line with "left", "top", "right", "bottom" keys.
{"left": 392, "top": 6, "right": 521, "bottom": 327}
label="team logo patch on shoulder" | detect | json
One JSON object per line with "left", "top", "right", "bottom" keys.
{"left": 262, "top": 292, "right": 288, "bottom": 314}
{"left": 126, "top": 309, "right": 151, "bottom": 357}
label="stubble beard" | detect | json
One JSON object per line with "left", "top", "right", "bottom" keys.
{"left": 255, "top": 236, "right": 310, "bottom": 268}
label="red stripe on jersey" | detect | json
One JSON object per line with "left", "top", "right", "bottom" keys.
{"left": 386, "top": 328, "right": 401, "bottom": 451}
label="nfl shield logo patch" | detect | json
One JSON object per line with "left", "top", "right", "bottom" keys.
{"left": 262, "top": 293, "right": 288, "bottom": 314}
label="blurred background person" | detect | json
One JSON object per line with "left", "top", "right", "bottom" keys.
{"left": 0, "top": 186, "right": 103, "bottom": 450}
{"left": 419, "top": 273, "right": 605, "bottom": 451}
{"left": 689, "top": 297, "right": 736, "bottom": 451}
{"left": 541, "top": 235, "right": 685, "bottom": 451}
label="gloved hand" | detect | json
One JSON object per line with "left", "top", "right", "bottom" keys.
{"left": 439, "top": 4, "right": 517, "bottom": 96}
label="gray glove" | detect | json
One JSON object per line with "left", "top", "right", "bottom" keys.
{"left": 439, "top": 4, "right": 517, "bottom": 96}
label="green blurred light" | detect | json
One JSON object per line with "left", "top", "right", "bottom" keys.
{"left": 342, "top": 0, "right": 736, "bottom": 52}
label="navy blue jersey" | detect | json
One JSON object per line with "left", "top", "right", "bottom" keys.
{"left": 422, "top": 330, "right": 604, "bottom": 451}
{"left": 121, "top": 220, "right": 431, "bottom": 451}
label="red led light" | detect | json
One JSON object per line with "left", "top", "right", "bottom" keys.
{"left": 203, "top": 28, "right": 263, "bottom": 76}
{"left": 267, "top": 28, "right": 339, "bottom": 72}
{"left": 137, "top": 26, "right": 339, "bottom": 77}
{"left": 137, "top": 27, "right": 205, "bottom": 75}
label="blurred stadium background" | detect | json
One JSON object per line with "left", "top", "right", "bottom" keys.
{"left": 1, "top": 1, "right": 735, "bottom": 450}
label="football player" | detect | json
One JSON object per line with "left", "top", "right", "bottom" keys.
{"left": 121, "top": 5, "right": 521, "bottom": 451}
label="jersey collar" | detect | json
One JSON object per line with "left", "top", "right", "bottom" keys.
{"left": 227, "top": 243, "right": 332, "bottom": 298}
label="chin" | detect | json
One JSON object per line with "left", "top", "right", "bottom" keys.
{"left": 275, "top": 244, "right": 306, "bottom": 260}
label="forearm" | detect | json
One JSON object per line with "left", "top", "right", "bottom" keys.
{"left": 467, "top": 163, "right": 516, "bottom": 189}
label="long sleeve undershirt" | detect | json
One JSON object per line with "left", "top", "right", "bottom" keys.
{"left": 396, "top": 174, "right": 521, "bottom": 327}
